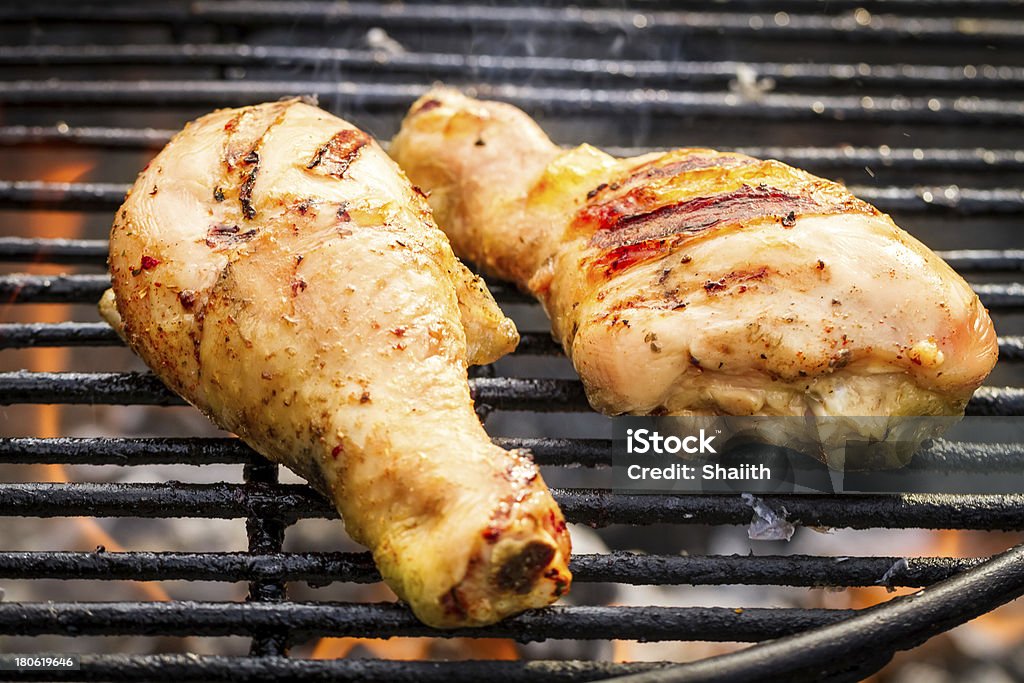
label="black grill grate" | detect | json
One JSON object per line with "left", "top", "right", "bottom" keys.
{"left": 2, "top": 1, "right": 1024, "bottom": 682}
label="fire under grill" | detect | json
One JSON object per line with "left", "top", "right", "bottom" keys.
{"left": 2, "top": 1, "right": 1024, "bottom": 681}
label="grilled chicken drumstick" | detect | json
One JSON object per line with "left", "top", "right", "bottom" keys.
{"left": 100, "top": 100, "right": 571, "bottom": 628}
{"left": 391, "top": 89, "right": 997, "bottom": 424}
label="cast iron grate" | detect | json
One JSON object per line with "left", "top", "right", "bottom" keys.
{"left": 2, "top": 1, "right": 1024, "bottom": 681}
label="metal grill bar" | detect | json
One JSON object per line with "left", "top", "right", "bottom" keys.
{"left": 3, "top": 45, "right": 1023, "bottom": 93}
{"left": 1, "top": 435, "right": 1022, "bottom": 473}
{"left": 3, "top": 1, "right": 1023, "bottom": 16}
{"left": 0, "top": 272, "right": 325, "bottom": 302}
{"left": 2, "top": 371, "right": 1021, "bottom": 416}
{"left": 3, "top": 274, "right": 1022, "bottom": 310}
{"left": 3, "top": 130, "right": 1021, "bottom": 174}
{"left": 966, "top": 283, "right": 1024, "bottom": 311}
{"left": 0, "top": 237, "right": 109, "bottom": 264}
{"left": 5, "top": 239, "right": 1024, "bottom": 274}
{"left": 0, "top": 125, "right": 175, "bottom": 149}
{"left": 0, "top": 372, "right": 596, "bottom": 411}
{"left": 0, "top": 656, "right": 664, "bottom": 683}
{"left": 0, "top": 549, "right": 981, "bottom": 588}
{"left": 999, "top": 336, "right": 1024, "bottom": 361}
{"left": 4, "top": 179, "right": 1024, "bottom": 214}
{"left": 2, "top": 482, "right": 1023, "bottom": 531}
{"left": 0, "top": 323, "right": 121, "bottom": 349}
{"left": 242, "top": 460, "right": 287, "bottom": 656}
{"left": 518, "top": 331, "right": 1024, "bottom": 364}
{"left": 6, "top": 323, "right": 1024, "bottom": 367}
{"left": 0, "top": 180, "right": 127, "bottom": 211}
{"left": 0, "top": 273, "right": 534, "bottom": 305}
{"left": 9, "top": 237, "right": 1024, "bottom": 271}
{"left": 5, "top": 3, "right": 1022, "bottom": 44}
{"left": 2, "top": 81, "right": 1022, "bottom": 125}
{"left": 0, "top": 436, "right": 611, "bottom": 468}
{"left": 0, "top": 437, "right": 259, "bottom": 466}
{"left": 934, "top": 249, "right": 1024, "bottom": 272}
{"left": 0, "top": 601, "right": 855, "bottom": 641}
{"left": 0, "top": 274, "right": 111, "bottom": 304}
{"left": 634, "top": 541, "right": 1024, "bottom": 683}
{"left": 603, "top": 147, "right": 1024, "bottom": 171}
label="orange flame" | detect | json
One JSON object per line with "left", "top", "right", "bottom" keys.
{"left": 311, "top": 635, "right": 518, "bottom": 661}
{"left": 20, "top": 160, "right": 169, "bottom": 604}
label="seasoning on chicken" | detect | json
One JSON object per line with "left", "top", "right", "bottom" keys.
{"left": 100, "top": 100, "right": 571, "bottom": 628}
{"left": 391, "top": 88, "right": 998, "bottom": 424}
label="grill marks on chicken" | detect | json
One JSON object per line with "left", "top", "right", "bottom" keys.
{"left": 578, "top": 151, "right": 877, "bottom": 251}
{"left": 584, "top": 182, "right": 873, "bottom": 251}
{"left": 579, "top": 158, "right": 878, "bottom": 286}
{"left": 101, "top": 100, "right": 570, "bottom": 628}
{"left": 390, "top": 88, "right": 998, "bottom": 420}
{"left": 306, "top": 128, "right": 369, "bottom": 177}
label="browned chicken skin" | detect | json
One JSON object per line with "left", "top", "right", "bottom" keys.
{"left": 391, "top": 89, "right": 998, "bottom": 429}
{"left": 100, "top": 100, "right": 571, "bottom": 628}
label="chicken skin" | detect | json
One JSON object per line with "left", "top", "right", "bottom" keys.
{"left": 391, "top": 89, "right": 998, "bottom": 423}
{"left": 101, "top": 100, "right": 571, "bottom": 628}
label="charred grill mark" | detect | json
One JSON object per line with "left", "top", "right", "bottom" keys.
{"left": 239, "top": 150, "right": 259, "bottom": 220}
{"left": 221, "top": 107, "right": 254, "bottom": 169}
{"left": 495, "top": 542, "right": 557, "bottom": 594}
{"left": 413, "top": 98, "right": 442, "bottom": 115}
{"left": 306, "top": 140, "right": 330, "bottom": 169}
{"left": 593, "top": 185, "right": 815, "bottom": 249}
{"left": 205, "top": 224, "right": 257, "bottom": 248}
{"left": 219, "top": 103, "right": 294, "bottom": 221}
{"left": 222, "top": 101, "right": 293, "bottom": 168}
{"left": 306, "top": 129, "right": 370, "bottom": 178}
{"left": 589, "top": 184, "right": 846, "bottom": 251}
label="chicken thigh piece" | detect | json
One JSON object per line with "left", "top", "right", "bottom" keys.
{"left": 101, "top": 100, "right": 571, "bottom": 628}
{"left": 391, "top": 89, "right": 997, "bottom": 420}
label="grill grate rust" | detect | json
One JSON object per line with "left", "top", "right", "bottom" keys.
{"left": 2, "top": 1, "right": 1024, "bottom": 681}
